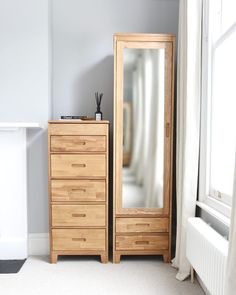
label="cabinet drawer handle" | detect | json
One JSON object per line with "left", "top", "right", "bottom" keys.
{"left": 72, "top": 213, "right": 86, "bottom": 218}
{"left": 77, "top": 141, "right": 86, "bottom": 145}
{"left": 135, "top": 241, "right": 150, "bottom": 245}
{"left": 135, "top": 223, "right": 150, "bottom": 227}
{"left": 166, "top": 122, "right": 170, "bottom": 138}
{"left": 72, "top": 238, "right": 86, "bottom": 242}
{"left": 70, "top": 188, "right": 86, "bottom": 193}
{"left": 71, "top": 164, "right": 86, "bottom": 168}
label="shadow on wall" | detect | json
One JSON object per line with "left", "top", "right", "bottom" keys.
{"left": 72, "top": 55, "right": 114, "bottom": 124}
{"left": 73, "top": 55, "right": 114, "bottom": 248}
{"left": 27, "top": 128, "right": 49, "bottom": 233}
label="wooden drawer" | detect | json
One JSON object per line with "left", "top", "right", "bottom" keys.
{"left": 116, "top": 234, "right": 169, "bottom": 251}
{"left": 51, "top": 154, "right": 106, "bottom": 178}
{"left": 51, "top": 180, "right": 106, "bottom": 202}
{"left": 49, "top": 123, "right": 107, "bottom": 136}
{"left": 52, "top": 229, "right": 105, "bottom": 251}
{"left": 51, "top": 135, "right": 106, "bottom": 152}
{"left": 52, "top": 204, "right": 105, "bottom": 227}
{"left": 116, "top": 218, "right": 169, "bottom": 233}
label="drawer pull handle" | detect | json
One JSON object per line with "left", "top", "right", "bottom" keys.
{"left": 72, "top": 213, "right": 86, "bottom": 218}
{"left": 77, "top": 141, "right": 86, "bottom": 145}
{"left": 72, "top": 164, "right": 86, "bottom": 168}
{"left": 71, "top": 188, "right": 86, "bottom": 192}
{"left": 72, "top": 238, "right": 86, "bottom": 242}
{"left": 166, "top": 122, "right": 170, "bottom": 138}
{"left": 135, "top": 241, "right": 150, "bottom": 245}
{"left": 135, "top": 223, "right": 150, "bottom": 227}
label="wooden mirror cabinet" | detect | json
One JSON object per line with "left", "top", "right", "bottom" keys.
{"left": 113, "top": 34, "right": 175, "bottom": 263}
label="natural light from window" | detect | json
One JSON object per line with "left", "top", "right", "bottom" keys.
{"left": 210, "top": 30, "right": 236, "bottom": 203}
{"left": 199, "top": 0, "right": 236, "bottom": 216}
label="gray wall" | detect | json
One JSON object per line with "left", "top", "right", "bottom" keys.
{"left": 0, "top": 0, "right": 50, "bottom": 124}
{"left": 52, "top": 0, "right": 179, "bottom": 122}
{"left": 0, "top": 0, "right": 51, "bottom": 234}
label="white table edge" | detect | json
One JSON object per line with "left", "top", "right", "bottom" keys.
{"left": 0, "top": 122, "right": 43, "bottom": 129}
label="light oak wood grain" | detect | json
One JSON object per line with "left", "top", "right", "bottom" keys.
{"left": 52, "top": 229, "right": 106, "bottom": 251}
{"left": 116, "top": 234, "right": 169, "bottom": 251}
{"left": 114, "top": 33, "right": 175, "bottom": 42}
{"left": 116, "top": 218, "right": 169, "bottom": 233}
{"left": 51, "top": 180, "right": 106, "bottom": 202}
{"left": 48, "top": 120, "right": 109, "bottom": 124}
{"left": 51, "top": 154, "right": 106, "bottom": 178}
{"left": 50, "top": 123, "right": 108, "bottom": 136}
{"left": 48, "top": 124, "right": 53, "bottom": 263}
{"left": 50, "top": 250, "right": 108, "bottom": 264}
{"left": 115, "top": 39, "right": 172, "bottom": 216}
{"left": 51, "top": 135, "right": 106, "bottom": 152}
{"left": 52, "top": 204, "right": 106, "bottom": 227}
{"left": 48, "top": 121, "right": 109, "bottom": 263}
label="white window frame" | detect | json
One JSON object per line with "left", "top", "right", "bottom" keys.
{"left": 198, "top": 0, "right": 235, "bottom": 220}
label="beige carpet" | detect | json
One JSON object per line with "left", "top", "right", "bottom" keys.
{"left": 0, "top": 256, "right": 205, "bottom": 295}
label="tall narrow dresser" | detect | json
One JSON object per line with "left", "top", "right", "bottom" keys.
{"left": 48, "top": 120, "right": 109, "bottom": 263}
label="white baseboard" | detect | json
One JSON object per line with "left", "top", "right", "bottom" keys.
{"left": 28, "top": 233, "right": 49, "bottom": 256}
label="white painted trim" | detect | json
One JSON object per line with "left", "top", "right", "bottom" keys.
{"left": 28, "top": 233, "right": 49, "bottom": 256}
{"left": 199, "top": 0, "right": 212, "bottom": 205}
{"left": 199, "top": 0, "right": 234, "bottom": 215}
{"left": 196, "top": 201, "right": 230, "bottom": 227}
{"left": 0, "top": 123, "right": 42, "bottom": 128}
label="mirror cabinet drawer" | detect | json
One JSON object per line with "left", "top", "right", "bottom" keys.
{"left": 116, "top": 234, "right": 169, "bottom": 251}
{"left": 52, "top": 204, "right": 106, "bottom": 227}
{"left": 51, "top": 135, "right": 106, "bottom": 152}
{"left": 116, "top": 218, "right": 169, "bottom": 233}
{"left": 51, "top": 154, "right": 106, "bottom": 178}
{"left": 51, "top": 180, "right": 106, "bottom": 202}
{"left": 52, "top": 229, "right": 106, "bottom": 251}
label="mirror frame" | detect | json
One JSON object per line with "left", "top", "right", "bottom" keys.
{"left": 113, "top": 34, "right": 175, "bottom": 217}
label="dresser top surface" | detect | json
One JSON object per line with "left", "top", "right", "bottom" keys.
{"left": 48, "top": 120, "right": 109, "bottom": 124}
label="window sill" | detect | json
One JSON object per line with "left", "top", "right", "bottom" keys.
{"left": 196, "top": 201, "right": 230, "bottom": 227}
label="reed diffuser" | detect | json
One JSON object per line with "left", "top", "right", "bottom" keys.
{"left": 95, "top": 92, "right": 103, "bottom": 121}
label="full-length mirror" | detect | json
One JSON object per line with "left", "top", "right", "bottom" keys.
{"left": 122, "top": 48, "right": 165, "bottom": 209}
{"left": 113, "top": 34, "right": 175, "bottom": 263}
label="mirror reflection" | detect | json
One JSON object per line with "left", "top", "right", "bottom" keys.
{"left": 122, "top": 48, "right": 165, "bottom": 208}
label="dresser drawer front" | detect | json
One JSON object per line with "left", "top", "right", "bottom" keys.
{"left": 52, "top": 229, "right": 105, "bottom": 251}
{"left": 116, "top": 218, "right": 169, "bottom": 233}
{"left": 52, "top": 204, "right": 105, "bottom": 227}
{"left": 51, "top": 180, "right": 106, "bottom": 202}
{"left": 50, "top": 123, "right": 107, "bottom": 136}
{"left": 116, "top": 234, "right": 169, "bottom": 251}
{"left": 51, "top": 135, "right": 106, "bottom": 152}
{"left": 51, "top": 154, "right": 106, "bottom": 178}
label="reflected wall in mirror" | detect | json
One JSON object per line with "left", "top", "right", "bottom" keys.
{"left": 122, "top": 48, "right": 165, "bottom": 209}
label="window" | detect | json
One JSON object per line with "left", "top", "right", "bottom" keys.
{"left": 199, "top": 0, "right": 236, "bottom": 218}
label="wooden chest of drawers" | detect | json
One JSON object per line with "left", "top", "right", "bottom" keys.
{"left": 48, "top": 120, "right": 109, "bottom": 263}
